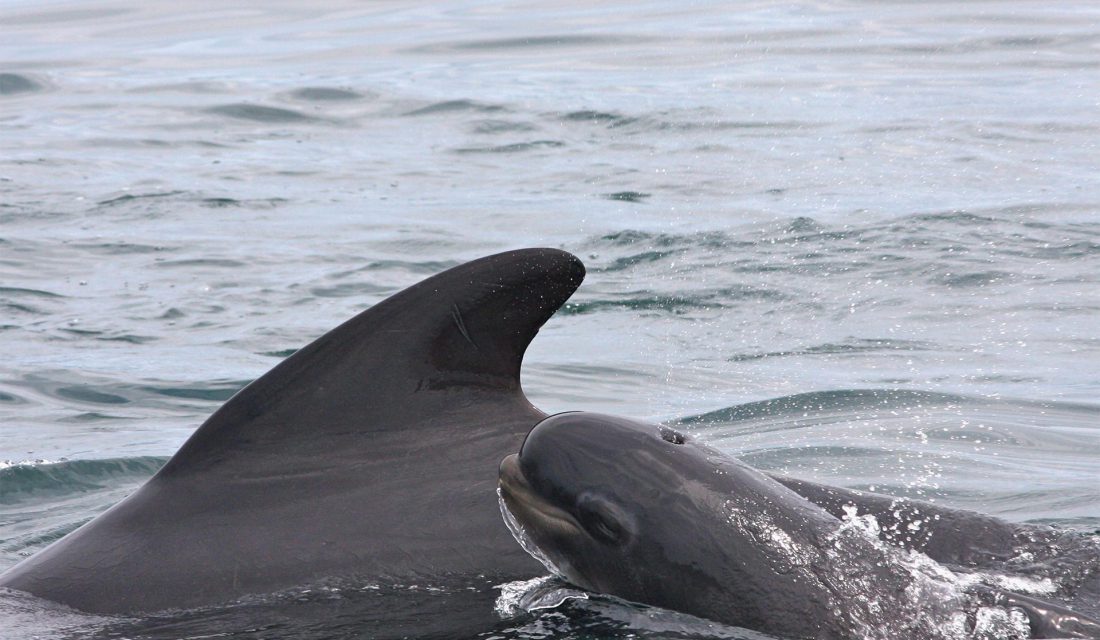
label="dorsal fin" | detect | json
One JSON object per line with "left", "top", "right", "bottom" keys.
{"left": 156, "top": 248, "right": 584, "bottom": 478}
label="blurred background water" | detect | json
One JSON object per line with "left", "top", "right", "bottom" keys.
{"left": 2, "top": 1, "right": 1099, "bottom": 638}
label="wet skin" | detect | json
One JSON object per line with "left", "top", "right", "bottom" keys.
{"left": 499, "top": 412, "right": 1100, "bottom": 639}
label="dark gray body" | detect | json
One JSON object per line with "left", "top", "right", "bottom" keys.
{"left": 0, "top": 248, "right": 584, "bottom": 613}
{"left": 500, "top": 412, "right": 1100, "bottom": 639}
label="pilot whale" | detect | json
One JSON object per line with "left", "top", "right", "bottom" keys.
{"left": 499, "top": 412, "right": 1100, "bottom": 639}
{"left": 0, "top": 248, "right": 584, "bottom": 613}
{"left": 4, "top": 247, "right": 1095, "bottom": 638}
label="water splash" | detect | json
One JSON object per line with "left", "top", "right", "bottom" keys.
{"left": 831, "top": 506, "right": 1054, "bottom": 640}
{"left": 723, "top": 499, "right": 1053, "bottom": 639}
{"left": 0, "top": 459, "right": 65, "bottom": 470}
{"left": 494, "top": 576, "right": 588, "bottom": 618}
{"left": 497, "top": 489, "right": 566, "bottom": 578}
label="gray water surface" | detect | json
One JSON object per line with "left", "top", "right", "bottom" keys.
{"left": 2, "top": 1, "right": 1099, "bottom": 638}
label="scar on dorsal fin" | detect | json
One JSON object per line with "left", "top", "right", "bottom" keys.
{"left": 156, "top": 248, "right": 584, "bottom": 478}
{"left": 451, "top": 303, "right": 478, "bottom": 350}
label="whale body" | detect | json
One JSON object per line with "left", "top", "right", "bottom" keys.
{"left": 499, "top": 411, "right": 1100, "bottom": 639}
{"left": 0, "top": 248, "right": 584, "bottom": 613}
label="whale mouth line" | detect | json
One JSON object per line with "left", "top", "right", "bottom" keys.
{"left": 498, "top": 454, "right": 581, "bottom": 535}
{"left": 497, "top": 454, "right": 587, "bottom": 581}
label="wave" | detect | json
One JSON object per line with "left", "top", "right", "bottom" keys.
{"left": 285, "top": 87, "right": 368, "bottom": 102}
{"left": 8, "top": 373, "right": 250, "bottom": 409}
{"left": 0, "top": 457, "right": 165, "bottom": 505}
{"left": 674, "top": 389, "right": 972, "bottom": 425}
{"left": 205, "top": 103, "right": 320, "bottom": 124}
{"left": 454, "top": 140, "right": 565, "bottom": 154}
{"left": 403, "top": 99, "right": 505, "bottom": 116}
{"left": 728, "top": 338, "right": 937, "bottom": 363}
{"left": 0, "top": 457, "right": 166, "bottom": 504}
{"left": 0, "top": 73, "right": 44, "bottom": 96}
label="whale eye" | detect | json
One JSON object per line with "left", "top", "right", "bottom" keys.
{"left": 577, "top": 494, "right": 631, "bottom": 546}
{"left": 659, "top": 426, "right": 686, "bottom": 445}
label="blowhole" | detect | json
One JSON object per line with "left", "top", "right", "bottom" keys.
{"left": 659, "top": 426, "right": 686, "bottom": 445}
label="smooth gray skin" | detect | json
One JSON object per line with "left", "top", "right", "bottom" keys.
{"left": 500, "top": 412, "right": 1100, "bottom": 639}
{"left": 0, "top": 248, "right": 583, "bottom": 614}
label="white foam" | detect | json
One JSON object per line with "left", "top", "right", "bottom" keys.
{"left": 493, "top": 576, "right": 587, "bottom": 618}
{"left": 725, "top": 502, "right": 817, "bottom": 572}
{"left": 822, "top": 505, "right": 1046, "bottom": 639}
{"left": 980, "top": 573, "right": 1058, "bottom": 596}
{"left": 971, "top": 606, "right": 1031, "bottom": 639}
{"left": 0, "top": 458, "right": 64, "bottom": 470}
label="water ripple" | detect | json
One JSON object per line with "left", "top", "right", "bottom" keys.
{"left": 454, "top": 140, "right": 565, "bottom": 154}
{"left": 728, "top": 338, "right": 938, "bottom": 363}
{"left": 205, "top": 103, "right": 318, "bottom": 123}
{"left": 404, "top": 99, "right": 505, "bottom": 116}
{"left": 0, "top": 457, "right": 165, "bottom": 503}
{"left": 0, "top": 73, "right": 44, "bottom": 96}
{"left": 676, "top": 389, "right": 971, "bottom": 425}
{"left": 286, "top": 87, "right": 369, "bottom": 102}
{"left": 0, "top": 287, "right": 63, "bottom": 299}
{"left": 96, "top": 191, "right": 185, "bottom": 207}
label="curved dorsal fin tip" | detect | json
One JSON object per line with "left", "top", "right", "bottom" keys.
{"left": 157, "top": 248, "right": 584, "bottom": 477}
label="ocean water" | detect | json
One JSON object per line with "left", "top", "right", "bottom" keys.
{"left": 2, "top": 0, "right": 1099, "bottom": 638}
